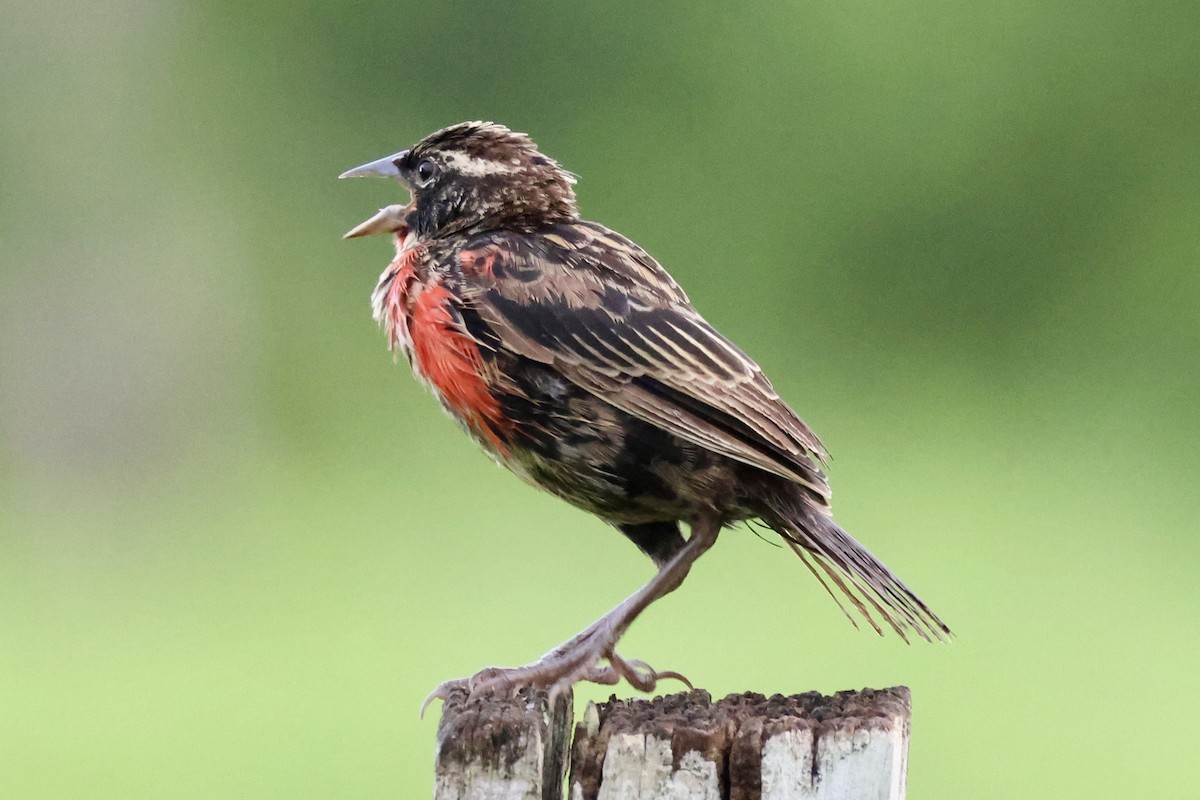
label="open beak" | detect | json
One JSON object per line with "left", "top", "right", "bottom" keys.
{"left": 342, "top": 204, "right": 411, "bottom": 239}
{"left": 340, "top": 150, "right": 413, "bottom": 238}
{"left": 338, "top": 150, "right": 409, "bottom": 180}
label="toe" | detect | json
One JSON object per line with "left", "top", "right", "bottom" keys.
{"left": 419, "top": 678, "right": 469, "bottom": 719}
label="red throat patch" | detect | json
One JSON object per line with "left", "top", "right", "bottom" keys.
{"left": 375, "top": 234, "right": 422, "bottom": 354}
{"left": 408, "top": 284, "right": 509, "bottom": 454}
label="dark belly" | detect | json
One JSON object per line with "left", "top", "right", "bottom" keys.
{"left": 493, "top": 358, "right": 743, "bottom": 525}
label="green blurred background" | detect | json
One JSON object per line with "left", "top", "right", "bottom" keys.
{"left": 3, "top": 1, "right": 1198, "bottom": 797}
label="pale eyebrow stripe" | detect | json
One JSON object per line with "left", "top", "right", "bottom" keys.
{"left": 441, "top": 150, "right": 524, "bottom": 177}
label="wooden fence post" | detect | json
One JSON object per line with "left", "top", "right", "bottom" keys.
{"left": 434, "top": 686, "right": 574, "bottom": 800}
{"left": 434, "top": 686, "right": 911, "bottom": 800}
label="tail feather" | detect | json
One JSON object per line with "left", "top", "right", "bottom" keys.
{"left": 788, "top": 543, "right": 867, "bottom": 632}
{"left": 766, "top": 503, "right": 952, "bottom": 643}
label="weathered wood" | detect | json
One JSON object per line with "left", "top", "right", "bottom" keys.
{"left": 435, "top": 686, "right": 574, "bottom": 800}
{"left": 568, "top": 688, "right": 910, "bottom": 800}
{"left": 433, "top": 686, "right": 910, "bottom": 800}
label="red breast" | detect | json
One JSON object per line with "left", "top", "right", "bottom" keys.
{"left": 376, "top": 239, "right": 509, "bottom": 455}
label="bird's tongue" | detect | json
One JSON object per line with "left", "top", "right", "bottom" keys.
{"left": 343, "top": 203, "right": 413, "bottom": 239}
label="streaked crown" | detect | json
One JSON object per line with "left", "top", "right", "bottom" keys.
{"left": 403, "top": 122, "right": 579, "bottom": 236}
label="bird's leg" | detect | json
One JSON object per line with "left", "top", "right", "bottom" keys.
{"left": 422, "top": 515, "right": 721, "bottom": 715}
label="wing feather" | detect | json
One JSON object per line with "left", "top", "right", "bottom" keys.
{"left": 459, "top": 222, "right": 830, "bottom": 500}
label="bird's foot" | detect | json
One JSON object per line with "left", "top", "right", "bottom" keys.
{"left": 420, "top": 524, "right": 718, "bottom": 718}
{"left": 420, "top": 644, "right": 691, "bottom": 718}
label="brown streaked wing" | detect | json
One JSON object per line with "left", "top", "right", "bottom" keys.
{"left": 461, "top": 224, "right": 831, "bottom": 500}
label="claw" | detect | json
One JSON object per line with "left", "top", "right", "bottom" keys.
{"left": 419, "top": 678, "right": 468, "bottom": 719}
{"left": 605, "top": 651, "right": 693, "bottom": 693}
{"left": 419, "top": 667, "right": 526, "bottom": 718}
{"left": 607, "top": 651, "right": 654, "bottom": 691}
{"left": 627, "top": 658, "right": 693, "bottom": 690}
{"left": 658, "top": 669, "right": 693, "bottom": 690}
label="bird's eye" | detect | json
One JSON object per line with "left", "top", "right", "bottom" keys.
{"left": 415, "top": 159, "right": 438, "bottom": 187}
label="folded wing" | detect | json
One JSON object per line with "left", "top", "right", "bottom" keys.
{"left": 459, "top": 222, "right": 832, "bottom": 503}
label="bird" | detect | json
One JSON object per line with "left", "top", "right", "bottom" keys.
{"left": 339, "top": 122, "right": 950, "bottom": 708}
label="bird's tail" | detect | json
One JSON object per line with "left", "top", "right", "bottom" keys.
{"left": 762, "top": 494, "right": 952, "bottom": 643}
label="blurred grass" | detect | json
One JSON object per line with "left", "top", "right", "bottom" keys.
{"left": 2, "top": 0, "right": 1199, "bottom": 797}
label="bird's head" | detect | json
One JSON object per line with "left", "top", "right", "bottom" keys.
{"left": 340, "top": 121, "right": 579, "bottom": 240}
